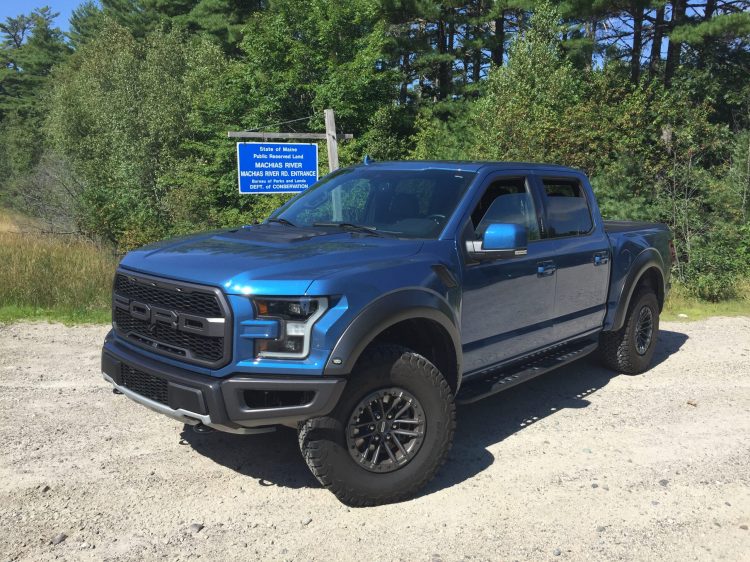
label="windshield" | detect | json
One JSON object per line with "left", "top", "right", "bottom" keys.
{"left": 272, "top": 167, "right": 476, "bottom": 239}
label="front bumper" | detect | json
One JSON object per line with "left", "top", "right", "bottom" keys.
{"left": 102, "top": 335, "right": 346, "bottom": 434}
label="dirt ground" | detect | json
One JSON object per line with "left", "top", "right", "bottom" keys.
{"left": 0, "top": 317, "right": 748, "bottom": 562}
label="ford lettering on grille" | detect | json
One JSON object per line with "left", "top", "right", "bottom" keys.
{"left": 123, "top": 300, "right": 224, "bottom": 337}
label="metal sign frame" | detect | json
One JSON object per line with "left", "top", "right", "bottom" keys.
{"left": 236, "top": 141, "right": 319, "bottom": 195}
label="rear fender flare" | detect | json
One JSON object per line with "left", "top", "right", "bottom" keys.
{"left": 606, "top": 249, "right": 665, "bottom": 332}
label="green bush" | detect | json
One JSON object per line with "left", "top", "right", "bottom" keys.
{"left": 682, "top": 224, "right": 750, "bottom": 301}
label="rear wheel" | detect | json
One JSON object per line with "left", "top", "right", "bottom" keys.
{"left": 599, "top": 288, "right": 660, "bottom": 374}
{"left": 298, "top": 345, "right": 455, "bottom": 506}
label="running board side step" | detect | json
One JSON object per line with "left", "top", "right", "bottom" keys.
{"left": 456, "top": 340, "right": 599, "bottom": 405}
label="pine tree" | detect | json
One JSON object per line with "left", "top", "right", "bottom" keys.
{"left": 0, "top": 7, "right": 70, "bottom": 193}
{"left": 0, "top": 8, "right": 70, "bottom": 114}
{"left": 68, "top": 0, "right": 263, "bottom": 54}
{"left": 68, "top": 1, "right": 106, "bottom": 48}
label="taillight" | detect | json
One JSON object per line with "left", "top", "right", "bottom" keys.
{"left": 668, "top": 239, "right": 676, "bottom": 264}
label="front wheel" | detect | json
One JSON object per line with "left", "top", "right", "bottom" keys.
{"left": 599, "top": 288, "right": 660, "bottom": 374}
{"left": 298, "top": 345, "right": 455, "bottom": 506}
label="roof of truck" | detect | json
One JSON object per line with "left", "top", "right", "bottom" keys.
{"left": 352, "top": 160, "right": 582, "bottom": 173}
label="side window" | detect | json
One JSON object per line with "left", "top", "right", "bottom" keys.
{"left": 542, "top": 179, "right": 593, "bottom": 237}
{"left": 470, "top": 178, "right": 540, "bottom": 240}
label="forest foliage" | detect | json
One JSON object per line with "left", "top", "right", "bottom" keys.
{"left": 1, "top": 0, "right": 749, "bottom": 301}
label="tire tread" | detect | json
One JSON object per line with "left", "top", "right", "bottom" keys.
{"left": 599, "top": 288, "right": 658, "bottom": 374}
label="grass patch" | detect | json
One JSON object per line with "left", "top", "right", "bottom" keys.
{"left": 0, "top": 230, "right": 117, "bottom": 325}
{"left": 663, "top": 282, "right": 750, "bottom": 321}
{"left": 0, "top": 208, "right": 44, "bottom": 233}
{"left": 0, "top": 304, "right": 111, "bottom": 325}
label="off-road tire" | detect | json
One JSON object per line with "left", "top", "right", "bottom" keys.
{"left": 599, "top": 288, "right": 659, "bottom": 374}
{"left": 298, "top": 345, "right": 456, "bottom": 506}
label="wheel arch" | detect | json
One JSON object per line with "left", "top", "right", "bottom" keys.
{"left": 606, "top": 250, "right": 666, "bottom": 332}
{"left": 323, "top": 289, "right": 462, "bottom": 392}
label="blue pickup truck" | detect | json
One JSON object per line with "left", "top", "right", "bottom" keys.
{"left": 102, "top": 161, "right": 671, "bottom": 505}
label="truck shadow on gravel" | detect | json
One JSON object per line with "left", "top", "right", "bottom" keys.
{"left": 181, "top": 329, "right": 687, "bottom": 497}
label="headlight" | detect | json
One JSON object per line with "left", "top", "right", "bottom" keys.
{"left": 253, "top": 297, "right": 328, "bottom": 359}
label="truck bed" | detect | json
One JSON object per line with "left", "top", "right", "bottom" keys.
{"left": 604, "top": 220, "right": 667, "bottom": 234}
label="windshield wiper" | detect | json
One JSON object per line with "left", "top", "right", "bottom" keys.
{"left": 312, "top": 222, "right": 383, "bottom": 236}
{"left": 267, "top": 217, "right": 296, "bottom": 227}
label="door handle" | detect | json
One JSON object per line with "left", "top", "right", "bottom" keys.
{"left": 593, "top": 251, "right": 609, "bottom": 266}
{"left": 537, "top": 260, "right": 556, "bottom": 277}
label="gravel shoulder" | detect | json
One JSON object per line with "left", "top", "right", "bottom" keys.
{"left": 1, "top": 318, "right": 749, "bottom": 561}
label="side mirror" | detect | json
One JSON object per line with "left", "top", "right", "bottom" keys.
{"left": 466, "top": 223, "right": 528, "bottom": 260}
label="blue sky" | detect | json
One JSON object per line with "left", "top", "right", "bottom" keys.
{"left": 0, "top": 0, "right": 84, "bottom": 31}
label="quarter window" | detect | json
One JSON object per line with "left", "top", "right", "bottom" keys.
{"left": 542, "top": 179, "right": 593, "bottom": 237}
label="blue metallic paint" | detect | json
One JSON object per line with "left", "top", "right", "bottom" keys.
{"left": 460, "top": 237, "right": 559, "bottom": 374}
{"left": 482, "top": 223, "right": 528, "bottom": 251}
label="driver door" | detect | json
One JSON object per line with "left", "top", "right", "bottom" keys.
{"left": 460, "top": 174, "right": 558, "bottom": 375}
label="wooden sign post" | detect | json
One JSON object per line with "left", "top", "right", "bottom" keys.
{"left": 228, "top": 109, "right": 352, "bottom": 173}
{"left": 324, "top": 108, "right": 339, "bottom": 173}
{"left": 324, "top": 109, "right": 342, "bottom": 219}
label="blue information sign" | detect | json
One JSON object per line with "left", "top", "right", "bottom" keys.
{"left": 236, "top": 142, "right": 319, "bottom": 194}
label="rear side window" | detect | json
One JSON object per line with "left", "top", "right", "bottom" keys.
{"left": 542, "top": 179, "right": 593, "bottom": 237}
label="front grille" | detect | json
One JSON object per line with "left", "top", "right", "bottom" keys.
{"left": 113, "top": 272, "right": 231, "bottom": 368}
{"left": 121, "top": 365, "right": 168, "bottom": 405}
{"left": 115, "top": 274, "right": 221, "bottom": 317}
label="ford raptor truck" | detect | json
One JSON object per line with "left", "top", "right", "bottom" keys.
{"left": 102, "top": 161, "right": 672, "bottom": 506}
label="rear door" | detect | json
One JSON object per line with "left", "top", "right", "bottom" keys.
{"left": 460, "top": 173, "right": 559, "bottom": 374}
{"left": 534, "top": 174, "right": 611, "bottom": 341}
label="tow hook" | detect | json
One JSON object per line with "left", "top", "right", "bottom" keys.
{"left": 112, "top": 388, "right": 123, "bottom": 395}
{"left": 192, "top": 423, "right": 214, "bottom": 434}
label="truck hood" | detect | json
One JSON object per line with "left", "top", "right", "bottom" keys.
{"left": 119, "top": 224, "right": 424, "bottom": 295}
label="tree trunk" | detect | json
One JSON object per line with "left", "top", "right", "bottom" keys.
{"left": 700, "top": 0, "right": 717, "bottom": 67}
{"left": 418, "top": 20, "right": 426, "bottom": 100}
{"left": 472, "top": 23, "right": 482, "bottom": 83}
{"left": 664, "top": 0, "right": 686, "bottom": 86}
{"left": 649, "top": 6, "right": 665, "bottom": 78}
{"left": 448, "top": 17, "right": 455, "bottom": 94}
{"left": 585, "top": 17, "right": 598, "bottom": 71}
{"left": 436, "top": 17, "right": 447, "bottom": 100}
{"left": 399, "top": 53, "right": 409, "bottom": 105}
{"left": 491, "top": 12, "right": 505, "bottom": 66}
{"left": 631, "top": 6, "right": 644, "bottom": 83}
{"left": 705, "top": 0, "right": 716, "bottom": 19}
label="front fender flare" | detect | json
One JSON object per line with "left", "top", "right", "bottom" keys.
{"left": 323, "top": 288, "right": 462, "bottom": 379}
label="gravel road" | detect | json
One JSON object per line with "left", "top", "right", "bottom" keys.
{"left": 1, "top": 317, "right": 749, "bottom": 561}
